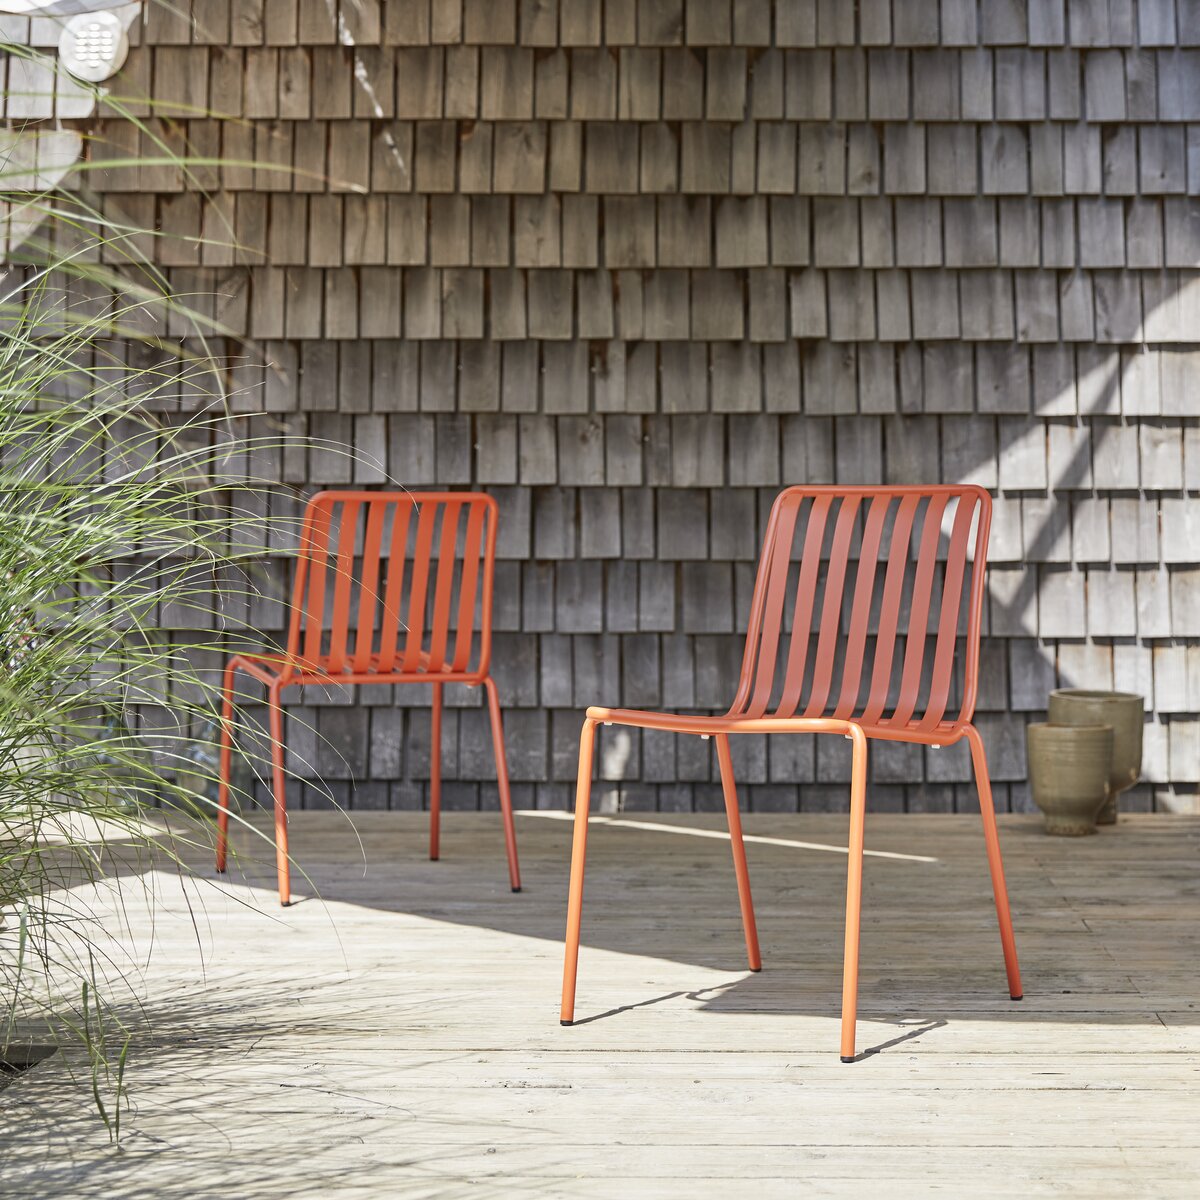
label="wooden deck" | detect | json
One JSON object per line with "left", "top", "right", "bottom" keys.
{"left": 4, "top": 811, "right": 1198, "bottom": 1198}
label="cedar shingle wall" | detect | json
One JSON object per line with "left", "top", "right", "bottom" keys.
{"left": 6, "top": 1, "right": 1200, "bottom": 813}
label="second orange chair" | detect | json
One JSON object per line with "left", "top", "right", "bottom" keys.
{"left": 215, "top": 491, "right": 520, "bottom": 905}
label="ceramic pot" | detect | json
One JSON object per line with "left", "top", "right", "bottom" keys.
{"left": 1048, "top": 690, "right": 1144, "bottom": 825}
{"left": 1026, "top": 723, "right": 1113, "bottom": 836}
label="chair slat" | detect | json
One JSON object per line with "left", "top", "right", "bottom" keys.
{"left": 772, "top": 494, "right": 833, "bottom": 719}
{"left": 376, "top": 500, "right": 414, "bottom": 673}
{"left": 832, "top": 494, "right": 890, "bottom": 719}
{"left": 400, "top": 501, "right": 439, "bottom": 672}
{"left": 919, "top": 494, "right": 978, "bottom": 731}
{"left": 284, "top": 503, "right": 318, "bottom": 669}
{"left": 302, "top": 502, "right": 334, "bottom": 669}
{"left": 451, "top": 503, "right": 487, "bottom": 672}
{"left": 803, "top": 496, "right": 862, "bottom": 718}
{"left": 426, "top": 502, "right": 464, "bottom": 673}
{"left": 326, "top": 500, "right": 361, "bottom": 673}
{"left": 352, "top": 500, "right": 388, "bottom": 672}
{"left": 888, "top": 495, "right": 950, "bottom": 727}
{"left": 858, "top": 494, "right": 921, "bottom": 726}
{"left": 745, "top": 493, "right": 802, "bottom": 718}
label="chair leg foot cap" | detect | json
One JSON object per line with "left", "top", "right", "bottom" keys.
{"left": 749, "top": 966, "right": 762, "bottom": 973}
{"left": 512, "top": 886, "right": 522, "bottom": 893}
{"left": 280, "top": 900, "right": 292, "bottom": 907}
{"left": 840, "top": 1056, "right": 856, "bottom": 1064}
{"left": 560, "top": 1020, "right": 573, "bottom": 1027}
{"left": 1011, "top": 994, "right": 1023, "bottom": 1001}
{"left": 430, "top": 855, "right": 439, "bottom": 862}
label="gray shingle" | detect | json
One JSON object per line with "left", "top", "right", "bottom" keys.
{"left": 706, "top": 47, "right": 747, "bottom": 118}
{"left": 910, "top": 272, "right": 961, "bottom": 340}
{"left": 680, "top": 122, "right": 732, "bottom": 192}
{"left": 867, "top": 49, "right": 909, "bottom": 119}
{"left": 996, "top": 49, "right": 1046, "bottom": 119}
{"left": 883, "top": 124, "right": 926, "bottom": 194}
{"left": 1085, "top": 49, "right": 1128, "bottom": 120}
{"left": 1029, "top": 125, "right": 1064, "bottom": 195}
{"left": 558, "top": 415, "right": 606, "bottom": 485}
{"left": 711, "top": 342, "right": 763, "bottom": 411}
{"left": 658, "top": 488, "right": 709, "bottom": 558}
{"left": 1079, "top": 199, "right": 1126, "bottom": 267}
{"left": 1063, "top": 123, "right": 1102, "bottom": 192}
{"left": 926, "top": 125, "right": 977, "bottom": 194}
{"left": 1093, "top": 271, "right": 1143, "bottom": 342}
{"left": 961, "top": 49, "right": 995, "bottom": 120}
{"left": 619, "top": 47, "right": 662, "bottom": 118}
{"left": 756, "top": 123, "right": 797, "bottom": 193}
{"left": 1102, "top": 125, "right": 1138, "bottom": 194}
{"left": 534, "top": 487, "right": 577, "bottom": 559}
{"left": 981, "top": 125, "right": 1030, "bottom": 194}
{"left": 798, "top": 124, "right": 846, "bottom": 193}
{"left": 961, "top": 272, "right": 1016, "bottom": 341}
{"left": 827, "top": 270, "right": 876, "bottom": 341}
{"left": 894, "top": 199, "right": 942, "bottom": 267}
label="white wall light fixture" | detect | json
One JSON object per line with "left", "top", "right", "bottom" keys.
{"left": 57, "top": 9, "right": 128, "bottom": 82}
{"left": 0, "top": 2, "right": 140, "bottom": 83}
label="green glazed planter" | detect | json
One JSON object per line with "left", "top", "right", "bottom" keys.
{"left": 1047, "top": 690, "right": 1144, "bottom": 825}
{"left": 1026, "top": 723, "right": 1113, "bottom": 836}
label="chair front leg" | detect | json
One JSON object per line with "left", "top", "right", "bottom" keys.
{"left": 560, "top": 717, "right": 598, "bottom": 1025}
{"left": 483, "top": 676, "right": 521, "bottom": 892}
{"left": 840, "top": 725, "right": 869, "bottom": 1062}
{"left": 714, "top": 734, "right": 762, "bottom": 972}
{"left": 965, "top": 723, "right": 1023, "bottom": 1001}
{"left": 430, "top": 682, "right": 443, "bottom": 862}
{"left": 215, "top": 661, "right": 237, "bottom": 873}
{"left": 267, "top": 683, "right": 291, "bottom": 907}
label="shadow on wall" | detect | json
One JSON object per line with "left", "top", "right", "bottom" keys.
{"left": 992, "top": 344, "right": 1195, "bottom": 812}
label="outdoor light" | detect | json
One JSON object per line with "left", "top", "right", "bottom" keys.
{"left": 57, "top": 9, "right": 128, "bottom": 82}
{"left": 0, "top": 2, "right": 139, "bottom": 83}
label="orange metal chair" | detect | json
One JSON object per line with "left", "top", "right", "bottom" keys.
{"left": 215, "top": 490, "right": 520, "bottom": 905}
{"left": 560, "top": 485, "right": 1022, "bottom": 1060}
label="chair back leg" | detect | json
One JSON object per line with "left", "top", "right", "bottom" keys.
{"left": 484, "top": 677, "right": 521, "bottom": 892}
{"left": 215, "top": 663, "right": 237, "bottom": 874}
{"left": 840, "top": 727, "right": 869, "bottom": 1062}
{"left": 715, "top": 734, "right": 762, "bottom": 972}
{"left": 560, "top": 717, "right": 598, "bottom": 1024}
{"left": 267, "top": 685, "right": 291, "bottom": 907}
{"left": 965, "top": 724, "right": 1023, "bottom": 1000}
{"left": 429, "top": 683, "right": 443, "bottom": 861}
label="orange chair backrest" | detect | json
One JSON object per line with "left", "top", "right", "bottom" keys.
{"left": 731, "top": 486, "right": 992, "bottom": 731}
{"left": 281, "top": 491, "right": 499, "bottom": 683}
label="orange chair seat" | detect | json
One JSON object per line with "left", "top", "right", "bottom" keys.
{"left": 230, "top": 649, "right": 450, "bottom": 686}
{"left": 587, "top": 705, "right": 962, "bottom": 744}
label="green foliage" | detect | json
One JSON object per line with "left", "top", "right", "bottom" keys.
{"left": 1, "top": 46, "right": 300, "bottom": 1132}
